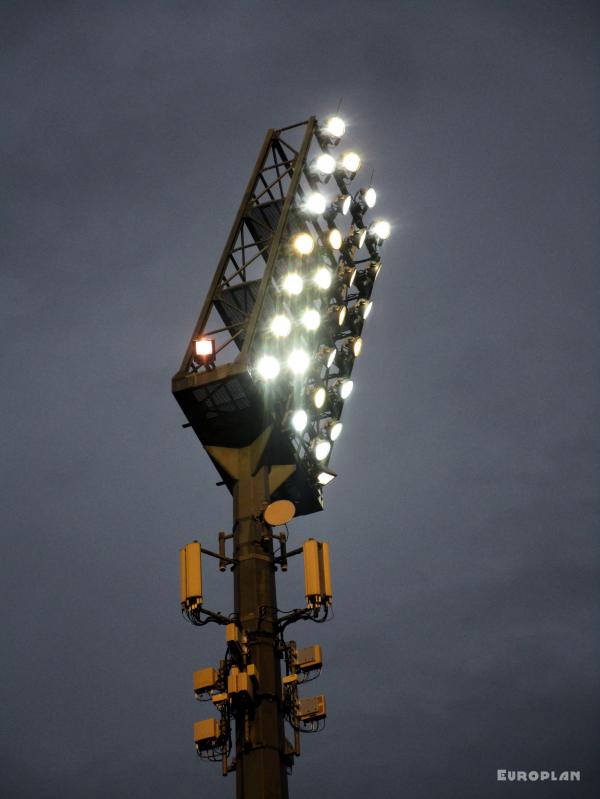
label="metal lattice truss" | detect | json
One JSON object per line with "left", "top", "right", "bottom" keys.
{"left": 173, "top": 116, "right": 387, "bottom": 516}
{"left": 176, "top": 120, "right": 318, "bottom": 376}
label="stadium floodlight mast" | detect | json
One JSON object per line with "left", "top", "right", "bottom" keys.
{"left": 172, "top": 114, "right": 391, "bottom": 799}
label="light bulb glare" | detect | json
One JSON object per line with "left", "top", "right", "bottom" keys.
{"left": 317, "top": 470, "right": 336, "bottom": 485}
{"left": 373, "top": 220, "right": 391, "bottom": 240}
{"left": 329, "top": 229, "right": 342, "bottom": 250}
{"left": 314, "top": 267, "right": 333, "bottom": 290}
{"left": 282, "top": 273, "right": 303, "bottom": 295}
{"left": 364, "top": 187, "right": 377, "bottom": 208}
{"left": 329, "top": 422, "right": 343, "bottom": 441}
{"left": 342, "top": 152, "right": 361, "bottom": 173}
{"left": 305, "top": 193, "right": 327, "bottom": 215}
{"left": 314, "top": 439, "right": 331, "bottom": 461}
{"left": 324, "top": 116, "right": 345, "bottom": 138}
{"left": 287, "top": 349, "right": 310, "bottom": 374}
{"left": 270, "top": 314, "right": 291, "bottom": 337}
{"left": 293, "top": 232, "right": 314, "bottom": 255}
{"left": 194, "top": 339, "right": 214, "bottom": 357}
{"left": 315, "top": 153, "right": 336, "bottom": 175}
{"left": 291, "top": 409, "right": 308, "bottom": 432}
{"left": 257, "top": 355, "right": 280, "bottom": 380}
{"left": 301, "top": 308, "right": 321, "bottom": 331}
{"left": 313, "top": 386, "right": 326, "bottom": 409}
{"left": 340, "top": 379, "right": 354, "bottom": 399}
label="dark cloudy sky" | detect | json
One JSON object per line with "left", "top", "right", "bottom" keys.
{"left": 2, "top": 1, "right": 599, "bottom": 797}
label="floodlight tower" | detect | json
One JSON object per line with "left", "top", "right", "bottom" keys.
{"left": 173, "top": 114, "right": 390, "bottom": 799}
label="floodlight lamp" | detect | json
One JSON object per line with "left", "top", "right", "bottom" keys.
{"left": 316, "top": 469, "right": 336, "bottom": 486}
{"left": 327, "top": 304, "right": 347, "bottom": 327}
{"left": 325, "top": 193, "right": 352, "bottom": 222}
{"left": 370, "top": 220, "right": 391, "bottom": 241}
{"left": 270, "top": 314, "right": 292, "bottom": 337}
{"left": 313, "top": 153, "right": 336, "bottom": 176}
{"left": 194, "top": 338, "right": 215, "bottom": 361}
{"left": 313, "top": 266, "right": 333, "bottom": 290}
{"left": 339, "top": 265, "right": 357, "bottom": 288}
{"left": 340, "top": 379, "right": 354, "bottom": 399}
{"left": 312, "top": 385, "right": 327, "bottom": 409}
{"left": 366, "top": 239, "right": 380, "bottom": 259}
{"left": 351, "top": 186, "right": 376, "bottom": 224}
{"left": 317, "top": 116, "right": 346, "bottom": 147}
{"left": 365, "top": 219, "right": 389, "bottom": 255}
{"left": 327, "top": 421, "right": 343, "bottom": 441}
{"left": 346, "top": 228, "right": 367, "bottom": 250}
{"left": 364, "top": 187, "right": 377, "bottom": 208}
{"left": 334, "top": 378, "right": 353, "bottom": 400}
{"left": 359, "top": 299, "right": 373, "bottom": 319}
{"left": 287, "top": 348, "right": 310, "bottom": 374}
{"left": 323, "top": 116, "right": 346, "bottom": 139}
{"left": 349, "top": 336, "right": 363, "bottom": 357}
{"left": 291, "top": 409, "right": 308, "bottom": 433}
{"left": 293, "top": 232, "right": 315, "bottom": 255}
{"left": 355, "top": 260, "right": 381, "bottom": 298}
{"left": 370, "top": 257, "right": 382, "bottom": 276}
{"left": 328, "top": 229, "right": 342, "bottom": 250}
{"left": 301, "top": 308, "right": 321, "bottom": 331}
{"left": 349, "top": 300, "right": 372, "bottom": 333}
{"left": 312, "top": 438, "right": 331, "bottom": 461}
{"left": 332, "top": 281, "right": 348, "bottom": 305}
{"left": 340, "top": 151, "right": 361, "bottom": 174}
{"left": 256, "top": 355, "right": 280, "bottom": 380}
{"left": 305, "top": 192, "right": 327, "bottom": 215}
{"left": 317, "top": 345, "right": 337, "bottom": 369}
{"left": 338, "top": 336, "right": 361, "bottom": 375}
{"left": 282, "top": 272, "right": 303, "bottom": 295}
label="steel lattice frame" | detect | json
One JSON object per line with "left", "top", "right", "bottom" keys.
{"left": 173, "top": 116, "right": 384, "bottom": 517}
